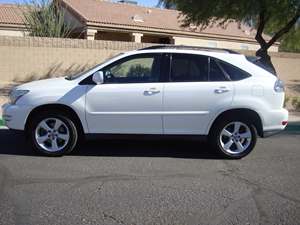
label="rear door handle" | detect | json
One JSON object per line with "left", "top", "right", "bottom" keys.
{"left": 144, "top": 88, "right": 160, "bottom": 95}
{"left": 214, "top": 87, "right": 230, "bottom": 94}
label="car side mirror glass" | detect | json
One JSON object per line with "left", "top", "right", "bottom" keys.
{"left": 92, "top": 71, "right": 104, "bottom": 84}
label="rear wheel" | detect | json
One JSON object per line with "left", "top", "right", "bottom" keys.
{"left": 209, "top": 116, "right": 257, "bottom": 159}
{"left": 28, "top": 113, "right": 78, "bottom": 156}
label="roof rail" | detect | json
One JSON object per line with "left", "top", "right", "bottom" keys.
{"left": 139, "top": 45, "right": 240, "bottom": 54}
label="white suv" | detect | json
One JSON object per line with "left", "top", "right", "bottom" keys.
{"left": 2, "top": 46, "right": 288, "bottom": 158}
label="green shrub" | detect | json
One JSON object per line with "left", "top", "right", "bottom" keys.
{"left": 21, "top": 0, "right": 73, "bottom": 38}
{"left": 291, "top": 97, "right": 300, "bottom": 111}
{"left": 284, "top": 95, "right": 290, "bottom": 107}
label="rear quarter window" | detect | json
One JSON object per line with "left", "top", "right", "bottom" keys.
{"left": 216, "top": 59, "right": 251, "bottom": 81}
{"left": 246, "top": 56, "right": 275, "bottom": 75}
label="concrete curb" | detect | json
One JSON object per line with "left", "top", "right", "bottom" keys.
{"left": 286, "top": 122, "right": 300, "bottom": 133}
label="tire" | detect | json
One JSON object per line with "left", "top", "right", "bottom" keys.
{"left": 209, "top": 115, "right": 257, "bottom": 159}
{"left": 27, "top": 112, "right": 78, "bottom": 156}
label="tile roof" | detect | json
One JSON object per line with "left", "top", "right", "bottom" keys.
{"left": 61, "top": 0, "right": 266, "bottom": 41}
{"left": 0, "top": 4, "right": 25, "bottom": 25}
{"left": 0, "top": 1, "right": 272, "bottom": 42}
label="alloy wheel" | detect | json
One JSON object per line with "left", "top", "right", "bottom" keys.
{"left": 219, "top": 121, "right": 252, "bottom": 155}
{"left": 35, "top": 118, "right": 70, "bottom": 152}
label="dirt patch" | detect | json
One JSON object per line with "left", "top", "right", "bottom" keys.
{"left": 0, "top": 82, "right": 14, "bottom": 115}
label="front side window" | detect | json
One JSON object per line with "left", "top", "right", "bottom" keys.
{"left": 102, "top": 54, "right": 161, "bottom": 84}
{"left": 66, "top": 53, "right": 124, "bottom": 81}
{"left": 170, "top": 54, "right": 208, "bottom": 82}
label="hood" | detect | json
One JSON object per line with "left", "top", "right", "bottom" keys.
{"left": 13, "top": 76, "right": 84, "bottom": 106}
{"left": 16, "top": 77, "right": 73, "bottom": 91}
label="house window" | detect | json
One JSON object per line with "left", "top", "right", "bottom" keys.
{"left": 240, "top": 45, "right": 249, "bottom": 50}
{"left": 207, "top": 41, "right": 218, "bottom": 48}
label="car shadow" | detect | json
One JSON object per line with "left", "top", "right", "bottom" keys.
{"left": 0, "top": 129, "right": 222, "bottom": 159}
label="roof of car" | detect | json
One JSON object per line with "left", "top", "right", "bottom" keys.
{"left": 138, "top": 45, "right": 240, "bottom": 54}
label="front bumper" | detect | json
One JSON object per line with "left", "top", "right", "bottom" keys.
{"left": 2, "top": 103, "right": 32, "bottom": 130}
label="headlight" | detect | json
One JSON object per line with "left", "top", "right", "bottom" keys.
{"left": 9, "top": 90, "right": 29, "bottom": 104}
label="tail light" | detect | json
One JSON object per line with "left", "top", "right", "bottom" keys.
{"left": 274, "top": 79, "right": 285, "bottom": 92}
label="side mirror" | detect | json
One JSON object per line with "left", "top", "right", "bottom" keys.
{"left": 92, "top": 71, "right": 104, "bottom": 84}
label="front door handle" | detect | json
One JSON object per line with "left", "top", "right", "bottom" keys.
{"left": 214, "top": 87, "right": 230, "bottom": 94}
{"left": 144, "top": 88, "right": 160, "bottom": 95}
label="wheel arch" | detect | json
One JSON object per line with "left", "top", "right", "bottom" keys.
{"left": 208, "top": 108, "right": 264, "bottom": 137}
{"left": 25, "top": 104, "right": 85, "bottom": 136}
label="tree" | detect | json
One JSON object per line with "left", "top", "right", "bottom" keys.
{"left": 158, "top": 0, "right": 300, "bottom": 74}
{"left": 157, "top": 0, "right": 176, "bottom": 9}
{"left": 279, "top": 26, "right": 300, "bottom": 52}
{"left": 21, "top": 0, "right": 73, "bottom": 38}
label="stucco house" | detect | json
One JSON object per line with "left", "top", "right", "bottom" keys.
{"left": 0, "top": 4, "right": 26, "bottom": 37}
{"left": 0, "top": 0, "right": 279, "bottom": 52}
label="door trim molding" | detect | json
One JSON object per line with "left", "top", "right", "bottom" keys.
{"left": 89, "top": 111, "right": 209, "bottom": 115}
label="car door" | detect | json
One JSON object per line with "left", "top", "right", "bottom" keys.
{"left": 85, "top": 53, "right": 164, "bottom": 134}
{"left": 163, "top": 53, "right": 234, "bottom": 135}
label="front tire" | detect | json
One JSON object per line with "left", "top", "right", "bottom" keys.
{"left": 209, "top": 116, "right": 257, "bottom": 159}
{"left": 27, "top": 113, "right": 78, "bottom": 156}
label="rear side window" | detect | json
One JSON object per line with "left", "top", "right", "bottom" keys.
{"left": 170, "top": 54, "right": 208, "bottom": 82}
{"left": 209, "top": 59, "right": 227, "bottom": 81}
{"left": 216, "top": 59, "right": 251, "bottom": 81}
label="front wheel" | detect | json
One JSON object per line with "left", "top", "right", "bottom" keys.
{"left": 209, "top": 117, "right": 257, "bottom": 159}
{"left": 28, "top": 113, "right": 78, "bottom": 156}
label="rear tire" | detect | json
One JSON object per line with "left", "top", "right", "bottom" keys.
{"left": 27, "top": 112, "right": 78, "bottom": 156}
{"left": 209, "top": 115, "right": 257, "bottom": 159}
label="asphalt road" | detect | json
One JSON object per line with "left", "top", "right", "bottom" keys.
{"left": 0, "top": 129, "right": 299, "bottom": 225}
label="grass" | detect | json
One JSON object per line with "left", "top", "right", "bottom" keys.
{"left": 0, "top": 118, "right": 4, "bottom": 127}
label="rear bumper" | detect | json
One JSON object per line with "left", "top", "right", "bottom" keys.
{"left": 263, "top": 129, "right": 283, "bottom": 138}
{"left": 262, "top": 108, "right": 288, "bottom": 138}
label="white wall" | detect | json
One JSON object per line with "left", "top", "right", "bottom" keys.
{"left": 0, "top": 29, "right": 25, "bottom": 37}
{"left": 172, "top": 36, "right": 279, "bottom": 52}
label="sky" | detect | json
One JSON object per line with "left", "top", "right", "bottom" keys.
{"left": 0, "top": 0, "right": 159, "bottom": 7}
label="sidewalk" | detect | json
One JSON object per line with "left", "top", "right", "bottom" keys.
{"left": 286, "top": 112, "right": 300, "bottom": 133}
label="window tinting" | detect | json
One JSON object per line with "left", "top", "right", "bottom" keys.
{"left": 246, "top": 56, "right": 275, "bottom": 75}
{"left": 170, "top": 54, "right": 208, "bottom": 82}
{"left": 102, "top": 54, "right": 160, "bottom": 84}
{"left": 209, "top": 59, "right": 227, "bottom": 81}
{"left": 217, "top": 60, "right": 251, "bottom": 81}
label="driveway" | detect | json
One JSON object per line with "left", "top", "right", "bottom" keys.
{"left": 0, "top": 129, "right": 299, "bottom": 225}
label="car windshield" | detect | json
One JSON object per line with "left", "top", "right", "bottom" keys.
{"left": 65, "top": 53, "right": 124, "bottom": 80}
